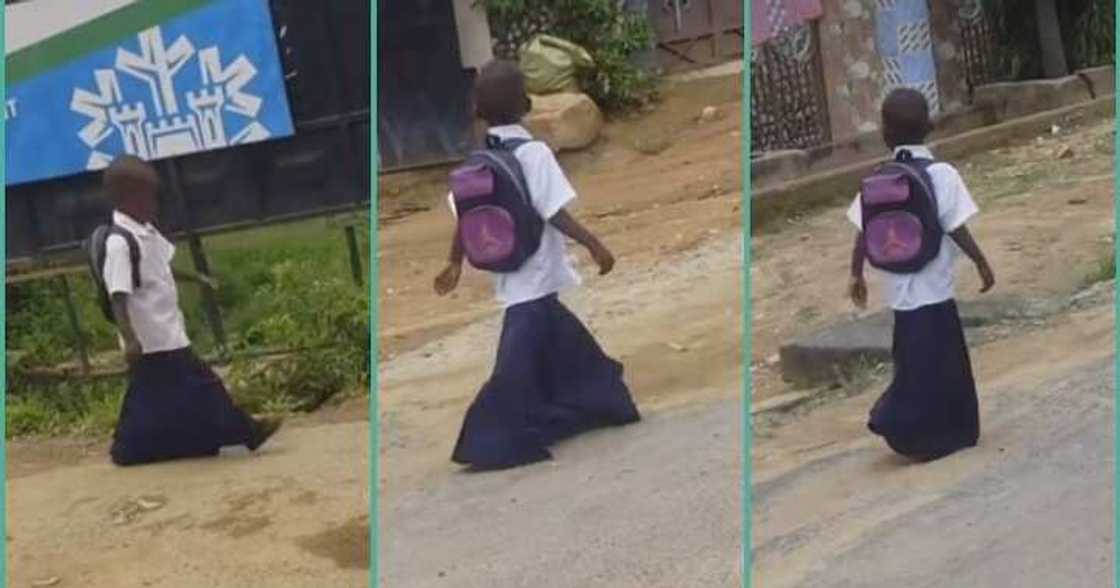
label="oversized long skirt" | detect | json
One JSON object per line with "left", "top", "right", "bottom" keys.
{"left": 868, "top": 299, "right": 980, "bottom": 462}
{"left": 110, "top": 348, "right": 256, "bottom": 466}
{"left": 452, "top": 294, "right": 641, "bottom": 470}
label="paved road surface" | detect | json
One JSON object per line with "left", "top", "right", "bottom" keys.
{"left": 754, "top": 351, "right": 1114, "bottom": 588}
{"left": 382, "top": 400, "right": 742, "bottom": 588}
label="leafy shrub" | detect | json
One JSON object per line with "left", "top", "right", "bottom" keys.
{"left": 478, "top": 0, "right": 658, "bottom": 111}
{"left": 226, "top": 258, "right": 369, "bottom": 414}
{"left": 6, "top": 376, "right": 126, "bottom": 438}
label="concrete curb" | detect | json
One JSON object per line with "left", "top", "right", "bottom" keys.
{"left": 751, "top": 95, "right": 1115, "bottom": 232}
{"left": 777, "top": 296, "right": 1065, "bottom": 388}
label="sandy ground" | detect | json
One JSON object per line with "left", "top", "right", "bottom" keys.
{"left": 7, "top": 418, "right": 369, "bottom": 588}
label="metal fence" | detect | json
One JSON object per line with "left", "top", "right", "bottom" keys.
{"left": 648, "top": 0, "right": 744, "bottom": 72}
{"left": 750, "top": 23, "right": 831, "bottom": 154}
{"left": 958, "top": 0, "right": 1014, "bottom": 92}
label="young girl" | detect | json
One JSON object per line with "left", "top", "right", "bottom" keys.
{"left": 434, "top": 60, "right": 640, "bottom": 471}
{"left": 848, "top": 88, "right": 996, "bottom": 462}
{"left": 99, "top": 155, "right": 281, "bottom": 466}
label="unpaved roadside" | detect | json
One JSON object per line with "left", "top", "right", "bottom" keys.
{"left": 7, "top": 418, "right": 370, "bottom": 588}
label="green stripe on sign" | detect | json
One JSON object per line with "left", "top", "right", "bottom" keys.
{"left": 7, "top": 0, "right": 214, "bottom": 85}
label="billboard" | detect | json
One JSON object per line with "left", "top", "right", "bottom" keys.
{"left": 6, "top": 0, "right": 295, "bottom": 186}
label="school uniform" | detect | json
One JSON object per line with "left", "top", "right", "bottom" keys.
{"left": 103, "top": 211, "right": 256, "bottom": 466}
{"left": 848, "top": 145, "right": 981, "bottom": 461}
{"left": 448, "top": 124, "right": 640, "bottom": 470}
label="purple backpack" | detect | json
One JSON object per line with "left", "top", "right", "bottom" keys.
{"left": 859, "top": 150, "right": 942, "bottom": 274}
{"left": 449, "top": 136, "right": 544, "bottom": 273}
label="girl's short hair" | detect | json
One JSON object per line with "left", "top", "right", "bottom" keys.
{"left": 474, "top": 59, "right": 529, "bottom": 126}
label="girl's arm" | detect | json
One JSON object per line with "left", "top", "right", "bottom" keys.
{"left": 434, "top": 226, "right": 464, "bottom": 295}
{"left": 111, "top": 293, "right": 143, "bottom": 366}
{"left": 549, "top": 209, "right": 615, "bottom": 275}
{"left": 446, "top": 225, "right": 464, "bottom": 266}
{"left": 172, "top": 267, "right": 218, "bottom": 290}
{"left": 949, "top": 225, "right": 995, "bottom": 293}
{"left": 849, "top": 232, "right": 868, "bottom": 308}
{"left": 850, "top": 231, "right": 866, "bottom": 280}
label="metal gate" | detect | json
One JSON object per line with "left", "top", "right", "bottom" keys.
{"left": 958, "top": 0, "right": 1013, "bottom": 93}
{"left": 648, "top": 0, "right": 744, "bottom": 72}
{"left": 377, "top": 0, "right": 475, "bottom": 171}
{"left": 750, "top": 23, "right": 831, "bottom": 153}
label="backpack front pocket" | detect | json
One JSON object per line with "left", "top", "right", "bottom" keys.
{"left": 461, "top": 205, "right": 517, "bottom": 265}
{"left": 865, "top": 211, "right": 924, "bottom": 265}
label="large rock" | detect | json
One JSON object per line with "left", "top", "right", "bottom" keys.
{"left": 523, "top": 93, "right": 604, "bottom": 152}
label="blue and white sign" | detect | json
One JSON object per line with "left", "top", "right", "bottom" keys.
{"left": 6, "top": 0, "right": 295, "bottom": 186}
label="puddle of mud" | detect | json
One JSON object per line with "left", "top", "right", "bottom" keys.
{"left": 296, "top": 516, "right": 370, "bottom": 570}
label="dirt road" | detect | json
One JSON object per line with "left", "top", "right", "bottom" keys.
{"left": 8, "top": 417, "right": 369, "bottom": 587}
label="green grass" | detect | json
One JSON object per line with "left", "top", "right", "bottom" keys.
{"left": 6, "top": 377, "right": 125, "bottom": 438}
{"left": 6, "top": 217, "right": 371, "bottom": 439}
{"left": 1081, "top": 243, "right": 1116, "bottom": 288}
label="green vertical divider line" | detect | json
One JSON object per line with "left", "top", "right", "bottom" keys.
{"left": 741, "top": 3, "right": 752, "bottom": 588}
{"left": 1, "top": 3, "right": 7, "bottom": 585}
{"left": 370, "top": 1, "right": 380, "bottom": 586}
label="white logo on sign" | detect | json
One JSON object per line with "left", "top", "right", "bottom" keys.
{"left": 71, "top": 26, "right": 272, "bottom": 170}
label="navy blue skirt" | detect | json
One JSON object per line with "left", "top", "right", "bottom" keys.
{"left": 452, "top": 294, "right": 641, "bottom": 470}
{"left": 868, "top": 299, "right": 980, "bottom": 462}
{"left": 110, "top": 348, "right": 255, "bottom": 466}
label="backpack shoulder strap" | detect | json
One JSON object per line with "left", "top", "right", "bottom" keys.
{"left": 476, "top": 139, "right": 534, "bottom": 208}
{"left": 102, "top": 225, "right": 142, "bottom": 289}
{"left": 501, "top": 137, "right": 532, "bottom": 151}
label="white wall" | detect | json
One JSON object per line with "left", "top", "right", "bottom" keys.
{"left": 452, "top": 0, "right": 493, "bottom": 69}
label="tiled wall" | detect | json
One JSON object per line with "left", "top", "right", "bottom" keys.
{"left": 814, "top": 0, "right": 970, "bottom": 142}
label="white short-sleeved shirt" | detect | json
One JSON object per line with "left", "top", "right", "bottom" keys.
{"left": 103, "top": 211, "right": 191, "bottom": 353}
{"left": 847, "top": 145, "right": 980, "bottom": 311}
{"left": 448, "top": 124, "right": 582, "bottom": 307}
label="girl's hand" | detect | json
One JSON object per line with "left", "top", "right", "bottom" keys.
{"left": 977, "top": 262, "right": 995, "bottom": 293}
{"left": 434, "top": 263, "right": 462, "bottom": 295}
{"left": 848, "top": 275, "right": 868, "bottom": 309}
{"left": 589, "top": 242, "right": 615, "bottom": 275}
{"left": 124, "top": 339, "right": 142, "bottom": 367}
